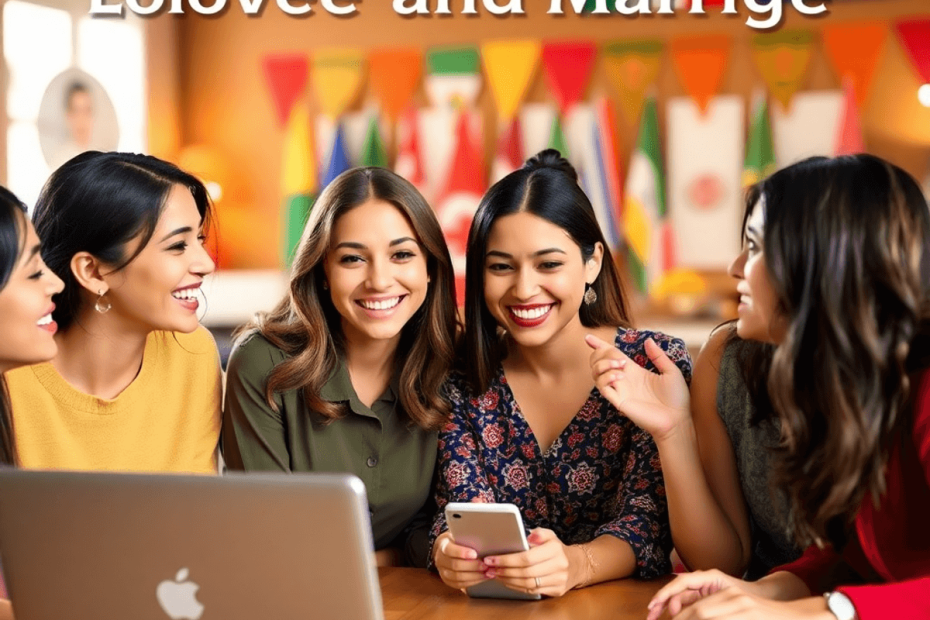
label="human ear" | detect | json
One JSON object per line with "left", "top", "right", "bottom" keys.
{"left": 585, "top": 242, "right": 605, "bottom": 285}
{"left": 70, "top": 252, "right": 109, "bottom": 296}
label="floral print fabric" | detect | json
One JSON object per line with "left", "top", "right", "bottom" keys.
{"left": 430, "top": 327, "right": 693, "bottom": 578}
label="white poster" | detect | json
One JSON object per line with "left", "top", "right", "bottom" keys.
{"left": 667, "top": 95, "right": 744, "bottom": 270}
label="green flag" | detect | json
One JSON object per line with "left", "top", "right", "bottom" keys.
{"left": 361, "top": 116, "right": 388, "bottom": 168}
{"left": 743, "top": 93, "right": 777, "bottom": 187}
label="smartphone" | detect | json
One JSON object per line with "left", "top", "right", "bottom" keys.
{"left": 444, "top": 502, "right": 541, "bottom": 601}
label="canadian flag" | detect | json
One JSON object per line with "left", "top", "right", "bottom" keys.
{"left": 435, "top": 112, "right": 486, "bottom": 306}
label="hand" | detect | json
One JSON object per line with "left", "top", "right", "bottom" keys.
{"left": 432, "top": 531, "right": 488, "bottom": 591}
{"left": 482, "top": 528, "right": 582, "bottom": 598}
{"left": 647, "top": 569, "right": 752, "bottom": 620}
{"left": 586, "top": 334, "right": 691, "bottom": 443}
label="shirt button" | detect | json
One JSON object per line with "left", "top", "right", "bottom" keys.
{"left": 366, "top": 456, "right": 378, "bottom": 468}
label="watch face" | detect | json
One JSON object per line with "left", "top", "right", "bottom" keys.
{"left": 827, "top": 592, "right": 857, "bottom": 620}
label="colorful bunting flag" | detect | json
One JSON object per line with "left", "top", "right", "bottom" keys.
{"left": 743, "top": 92, "right": 777, "bottom": 187}
{"left": 262, "top": 54, "right": 309, "bottom": 126}
{"left": 312, "top": 49, "right": 366, "bottom": 119}
{"left": 835, "top": 77, "right": 864, "bottom": 156}
{"left": 360, "top": 116, "right": 388, "bottom": 168}
{"left": 602, "top": 39, "right": 663, "bottom": 126}
{"left": 590, "top": 98, "right": 624, "bottom": 250}
{"left": 281, "top": 101, "right": 317, "bottom": 265}
{"left": 548, "top": 116, "right": 570, "bottom": 158}
{"left": 751, "top": 30, "right": 815, "bottom": 111}
{"left": 623, "top": 97, "right": 669, "bottom": 296}
{"left": 368, "top": 49, "right": 423, "bottom": 124}
{"left": 481, "top": 40, "right": 540, "bottom": 122}
{"left": 670, "top": 35, "right": 732, "bottom": 114}
{"left": 425, "top": 47, "right": 482, "bottom": 108}
{"left": 395, "top": 106, "right": 428, "bottom": 196}
{"left": 436, "top": 114, "right": 486, "bottom": 305}
{"left": 822, "top": 23, "right": 886, "bottom": 107}
{"left": 322, "top": 123, "right": 352, "bottom": 189}
{"left": 894, "top": 20, "right": 930, "bottom": 84}
{"left": 541, "top": 41, "right": 597, "bottom": 115}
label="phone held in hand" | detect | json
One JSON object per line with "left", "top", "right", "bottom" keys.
{"left": 444, "top": 502, "right": 542, "bottom": 601}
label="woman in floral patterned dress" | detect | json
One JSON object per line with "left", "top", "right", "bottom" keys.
{"left": 429, "top": 150, "right": 692, "bottom": 597}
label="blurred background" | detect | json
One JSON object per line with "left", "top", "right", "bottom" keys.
{"left": 1, "top": 0, "right": 929, "bottom": 362}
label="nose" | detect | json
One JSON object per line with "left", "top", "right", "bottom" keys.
{"left": 191, "top": 239, "right": 216, "bottom": 277}
{"left": 46, "top": 267, "right": 64, "bottom": 296}
{"left": 512, "top": 266, "right": 539, "bottom": 300}
{"left": 728, "top": 249, "right": 747, "bottom": 281}
{"left": 365, "top": 258, "right": 393, "bottom": 291}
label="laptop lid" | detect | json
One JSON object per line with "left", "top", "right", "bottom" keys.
{"left": 0, "top": 470, "right": 383, "bottom": 620}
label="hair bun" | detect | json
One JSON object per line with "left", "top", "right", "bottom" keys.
{"left": 523, "top": 149, "right": 578, "bottom": 183}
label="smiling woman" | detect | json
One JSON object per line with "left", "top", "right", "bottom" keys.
{"left": 222, "top": 166, "right": 460, "bottom": 568}
{"left": 4, "top": 152, "right": 222, "bottom": 474}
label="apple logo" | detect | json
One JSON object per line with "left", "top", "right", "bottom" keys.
{"left": 156, "top": 568, "right": 205, "bottom": 620}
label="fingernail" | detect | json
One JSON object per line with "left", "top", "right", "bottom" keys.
{"left": 485, "top": 557, "right": 497, "bottom": 566}
{"left": 619, "top": 360, "right": 627, "bottom": 369}
{"left": 485, "top": 569, "right": 497, "bottom": 578}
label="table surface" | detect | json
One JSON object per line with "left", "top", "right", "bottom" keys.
{"left": 378, "top": 568, "right": 673, "bottom": 620}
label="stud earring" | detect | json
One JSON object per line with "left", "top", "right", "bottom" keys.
{"left": 583, "top": 284, "right": 597, "bottom": 306}
{"left": 95, "top": 289, "right": 111, "bottom": 314}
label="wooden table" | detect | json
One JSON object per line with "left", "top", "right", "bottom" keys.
{"left": 379, "top": 568, "right": 673, "bottom": 620}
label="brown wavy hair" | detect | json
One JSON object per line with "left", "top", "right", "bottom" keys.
{"left": 237, "top": 167, "right": 460, "bottom": 431}
{"left": 749, "top": 155, "right": 930, "bottom": 549}
{"left": 463, "top": 149, "right": 632, "bottom": 392}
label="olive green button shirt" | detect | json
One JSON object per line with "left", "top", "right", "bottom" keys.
{"left": 222, "top": 333, "right": 438, "bottom": 562}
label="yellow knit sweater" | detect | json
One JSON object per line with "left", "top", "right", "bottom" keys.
{"left": 6, "top": 327, "right": 221, "bottom": 473}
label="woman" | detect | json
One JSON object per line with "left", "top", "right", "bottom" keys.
{"left": 591, "top": 155, "right": 930, "bottom": 620}
{"left": 0, "top": 186, "right": 64, "bottom": 620}
{"left": 222, "top": 167, "right": 459, "bottom": 568}
{"left": 5, "top": 151, "right": 221, "bottom": 473}
{"left": 430, "top": 150, "right": 692, "bottom": 597}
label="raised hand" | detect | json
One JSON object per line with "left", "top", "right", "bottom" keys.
{"left": 585, "top": 335, "right": 691, "bottom": 443}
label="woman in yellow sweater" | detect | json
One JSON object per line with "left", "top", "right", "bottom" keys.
{"left": 5, "top": 152, "right": 221, "bottom": 473}
{"left": 0, "top": 186, "right": 64, "bottom": 619}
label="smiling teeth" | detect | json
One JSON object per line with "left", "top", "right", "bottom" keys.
{"left": 360, "top": 297, "right": 401, "bottom": 311}
{"left": 37, "top": 313, "right": 53, "bottom": 326}
{"left": 172, "top": 289, "right": 198, "bottom": 301}
{"left": 511, "top": 305, "right": 551, "bottom": 320}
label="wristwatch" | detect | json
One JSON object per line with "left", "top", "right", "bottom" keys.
{"left": 824, "top": 591, "right": 858, "bottom": 620}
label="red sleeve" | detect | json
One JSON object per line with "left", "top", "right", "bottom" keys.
{"left": 770, "top": 543, "right": 844, "bottom": 595}
{"left": 839, "top": 578, "right": 930, "bottom": 620}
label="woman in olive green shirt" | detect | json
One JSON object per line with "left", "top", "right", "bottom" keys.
{"left": 222, "top": 167, "right": 460, "bottom": 567}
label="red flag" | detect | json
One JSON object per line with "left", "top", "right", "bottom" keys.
{"left": 491, "top": 117, "right": 524, "bottom": 182}
{"left": 895, "top": 20, "right": 930, "bottom": 84}
{"left": 835, "top": 77, "right": 864, "bottom": 156}
{"left": 436, "top": 113, "right": 486, "bottom": 305}
{"left": 541, "top": 42, "right": 597, "bottom": 115}
{"left": 395, "top": 106, "right": 427, "bottom": 193}
{"left": 262, "top": 55, "right": 309, "bottom": 127}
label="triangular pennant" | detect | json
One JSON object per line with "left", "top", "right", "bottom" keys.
{"left": 282, "top": 195, "right": 313, "bottom": 268}
{"left": 835, "top": 77, "right": 864, "bottom": 156}
{"left": 547, "top": 115, "right": 570, "bottom": 158}
{"left": 670, "top": 35, "right": 732, "bottom": 114}
{"left": 743, "top": 92, "right": 777, "bottom": 187}
{"left": 752, "top": 30, "right": 815, "bottom": 111}
{"left": 426, "top": 46, "right": 482, "bottom": 108}
{"left": 360, "top": 116, "right": 388, "bottom": 167}
{"left": 312, "top": 48, "right": 366, "bottom": 119}
{"left": 481, "top": 40, "right": 541, "bottom": 122}
{"left": 281, "top": 101, "right": 317, "bottom": 196}
{"left": 395, "top": 106, "right": 427, "bottom": 194}
{"left": 436, "top": 113, "right": 486, "bottom": 305}
{"left": 603, "top": 39, "right": 663, "bottom": 126}
{"left": 541, "top": 41, "right": 597, "bottom": 115}
{"left": 262, "top": 54, "right": 309, "bottom": 127}
{"left": 593, "top": 97, "right": 624, "bottom": 250}
{"left": 822, "top": 23, "right": 886, "bottom": 107}
{"left": 623, "top": 97, "right": 667, "bottom": 296}
{"left": 895, "top": 19, "right": 930, "bottom": 84}
{"left": 368, "top": 49, "right": 423, "bottom": 123}
{"left": 321, "top": 123, "right": 353, "bottom": 189}
{"left": 491, "top": 117, "right": 524, "bottom": 183}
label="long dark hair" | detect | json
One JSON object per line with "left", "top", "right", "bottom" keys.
{"left": 750, "top": 155, "right": 930, "bottom": 549}
{"left": 464, "top": 149, "right": 632, "bottom": 392}
{"left": 0, "top": 186, "right": 29, "bottom": 466}
{"left": 33, "top": 151, "right": 213, "bottom": 332}
{"left": 240, "top": 167, "right": 459, "bottom": 431}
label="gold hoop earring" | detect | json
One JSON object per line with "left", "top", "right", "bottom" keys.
{"left": 95, "top": 289, "right": 111, "bottom": 314}
{"left": 583, "top": 285, "right": 597, "bottom": 306}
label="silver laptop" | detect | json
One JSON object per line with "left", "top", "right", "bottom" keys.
{"left": 0, "top": 470, "right": 383, "bottom": 620}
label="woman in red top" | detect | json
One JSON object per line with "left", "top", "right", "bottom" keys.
{"left": 589, "top": 155, "right": 930, "bottom": 620}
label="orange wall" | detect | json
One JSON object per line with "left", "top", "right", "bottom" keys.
{"left": 175, "top": 0, "right": 930, "bottom": 268}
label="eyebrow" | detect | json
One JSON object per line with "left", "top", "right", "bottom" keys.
{"left": 27, "top": 244, "right": 41, "bottom": 260}
{"left": 334, "top": 237, "right": 418, "bottom": 250}
{"left": 486, "top": 248, "right": 567, "bottom": 259}
{"left": 746, "top": 226, "right": 762, "bottom": 238}
{"left": 160, "top": 226, "right": 193, "bottom": 243}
